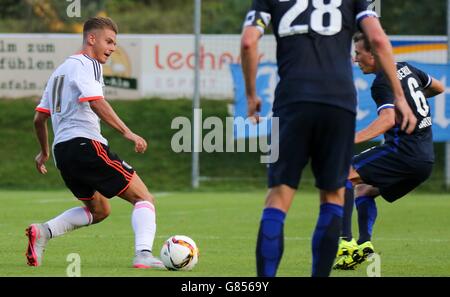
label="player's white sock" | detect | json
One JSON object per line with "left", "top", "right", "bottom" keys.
{"left": 45, "top": 207, "right": 93, "bottom": 238}
{"left": 132, "top": 201, "right": 156, "bottom": 253}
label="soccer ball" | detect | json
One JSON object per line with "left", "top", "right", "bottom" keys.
{"left": 160, "top": 235, "right": 199, "bottom": 271}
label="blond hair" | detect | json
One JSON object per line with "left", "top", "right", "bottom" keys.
{"left": 83, "top": 17, "right": 118, "bottom": 41}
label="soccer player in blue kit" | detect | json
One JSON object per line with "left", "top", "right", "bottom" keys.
{"left": 240, "top": 0, "right": 417, "bottom": 277}
{"left": 333, "top": 32, "right": 445, "bottom": 270}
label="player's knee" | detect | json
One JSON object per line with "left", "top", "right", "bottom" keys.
{"left": 134, "top": 193, "right": 155, "bottom": 205}
{"left": 91, "top": 206, "right": 111, "bottom": 223}
{"left": 355, "top": 184, "right": 368, "bottom": 197}
{"left": 265, "top": 185, "right": 295, "bottom": 212}
{"left": 355, "top": 184, "right": 379, "bottom": 197}
{"left": 92, "top": 212, "right": 110, "bottom": 223}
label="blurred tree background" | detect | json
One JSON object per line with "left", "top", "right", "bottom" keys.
{"left": 0, "top": 0, "right": 447, "bottom": 35}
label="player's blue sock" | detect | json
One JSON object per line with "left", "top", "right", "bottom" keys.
{"left": 355, "top": 196, "right": 377, "bottom": 244}
{"left": 342, "top": 180, "right": 354, "bottom": 241}
{"left": 256, "top": 207, "right": 286, "bottom": 277}
{"left": 311, "top": 203, "right": 343, "bottom": 277}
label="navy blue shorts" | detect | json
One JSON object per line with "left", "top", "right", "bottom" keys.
{"left": 268, "top": 102, "right": 355, "bottom": 190}
{"left": 352, "top": 144, "right": 433, "bottom": 202}
{"left": 54, "top": 137, "right": 135, "bottom": 200}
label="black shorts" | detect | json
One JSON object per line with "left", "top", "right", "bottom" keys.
{"left": 352, "top": 144, "right": 433, "bottom": 202}
{"left": 53, "top": 137, "right": 135, "bottom": 200}
{"left": 268, "top": 102, "right": 355, "bottom": 190}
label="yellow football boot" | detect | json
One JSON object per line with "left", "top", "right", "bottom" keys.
{"left": 352, "top": 241, "right": 375, "bottom": 264}
{"left": 336, "top": 238, "right": 358, "bottom": 257}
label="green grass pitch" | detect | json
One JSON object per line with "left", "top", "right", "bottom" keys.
{"left": 1, "top": 190, "right": 449, "bottom": 277}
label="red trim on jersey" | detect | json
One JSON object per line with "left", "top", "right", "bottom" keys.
{"left": 35, "top": 107, "right": 50, "bottom": 115}
{"left": 79, "top": 96, "right": 104, "bottom": 102}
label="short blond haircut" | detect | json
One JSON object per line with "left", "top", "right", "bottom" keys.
{"left": 83, "top": 17, "right": 118, "bottom": 41}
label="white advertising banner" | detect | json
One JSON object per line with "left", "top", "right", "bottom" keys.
{"left": 0, "top": 34, "right": 142, "bottom": 99}
{"left": 140, "top": 34, "right": 276, "bottom": 99}
{"left": 0, "top": 34, "right": 80, "bottom": 98}
{"left": 0, "top": 34, "right": 447, "bottom": 100}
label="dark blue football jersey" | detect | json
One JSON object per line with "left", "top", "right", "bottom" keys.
{"left": 371, "top": 62, "right": 434, "bottom": 162}
{"left": 244, "top": 0, "right": 377, "bottom": 113}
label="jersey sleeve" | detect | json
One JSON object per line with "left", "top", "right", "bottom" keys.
{"left": 73, "top": 62, "right": 104, "bottom": 102}
{"left": 243, "top": 0, "right": 272, "bottom": 34}
{"left": 355, "top": 0, "right": 379, "bottom": 29}
{"left": 35, "top": 88, "right": 51, "bottom": 115}
{"left": 371, "top": 76, "right": 395, "bottom": 114}
{"left": 100, "top": 73, "right": 105, "bottom": 88}
{"left": 407, "top": 63, "right": 432, "bottom": 89}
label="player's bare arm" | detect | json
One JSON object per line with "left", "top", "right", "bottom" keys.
{"left": 360, "top": 17, "right": 417, "bottom": 134}
{"left": 33, "top": 111, "right": 50, "bottom": 174}
{"left": 89, "top": 99, "right": 147, "bottom": 153}
{"left": 241, "top": 26, "right": 262, "bottom": 123}
{"left": 423, "top": 77, "right": 445, "bottom": 98}
{"left": 354, "top": 108, "right": 395, "bottom": 144}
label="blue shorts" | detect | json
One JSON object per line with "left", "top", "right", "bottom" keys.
{"left": 352, "top": 144, "right": 433, "bottom": 202}
{"left": 268, "top": 102, "right": 355, "bottom": 191}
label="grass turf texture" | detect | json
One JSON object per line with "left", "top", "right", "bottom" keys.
{"left": 1, "top": 190, "right": 449, "bottom": 277}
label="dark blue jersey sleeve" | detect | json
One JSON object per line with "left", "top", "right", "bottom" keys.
{"left": 251, "top": 0, "right": 271, "bottom": 12}
{"left": 355, "top": 0, "right": 378, "bottom": 29}
{"left": 371, "top": 75, "right": 395, "bottom": 114}
{"left": 244, "top": 0, "right": 272, "bottom": 33}
{"left": 406, "top": 62, "right": 432, "bottom": 89}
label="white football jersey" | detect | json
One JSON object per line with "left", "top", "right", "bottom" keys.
{"left": 36, "top": 54, "right": 108, "bottom": 146}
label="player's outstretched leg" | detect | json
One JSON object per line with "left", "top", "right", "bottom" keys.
{"left": 25, "top": 203, "right": 98, "bottom": 266}
{"left": 46, "top": 206, "right": 95, "bottom": 236}
{"left": 119, "top": 173, "right": 165, "bottom": 269}
{"left": 311, "top": 203, "right": 343, "bottom": 276}
{"left": 131, "top": 200, "right": 164, "bottom": 269}
{"left": 341, "top": 180, "right": 355, "bottom": 243}
{"left": 355, "top": 195, "right": 377, "bottom": 244}
{"left": 333, "top": 181, "right": 358, "bottom": 270}
{"left": 353, "top": 195, "right": 377, "bottom": 264}
{"left": 256, "top": 185, "right": 294, "bottom": 277}
{"left": 256, "top": 207, "right": 286, "bottom": 276}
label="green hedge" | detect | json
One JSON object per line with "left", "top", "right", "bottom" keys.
{"left": 0, "top": 98, "right": 446, "bottom": 192}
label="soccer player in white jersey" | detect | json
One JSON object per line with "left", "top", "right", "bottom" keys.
{"left": 27, "top": 17, "right": 164, "bottom": 269}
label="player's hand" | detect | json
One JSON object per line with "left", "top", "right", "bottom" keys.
{"left": 123, "top": 130, "right": 148, "bottom": 153}
{"left": 35, "top": 151, "right": 49, "bottom": 174}
{"left": 395, "top": 98, "right": 417, "bottom": 134}
{"left": 247, "top": 95, "right": 262, "bottom": 124}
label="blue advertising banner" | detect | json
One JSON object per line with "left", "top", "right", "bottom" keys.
{"left": 230, "top": 63, "right": 278, "bottom": 139}
{"left": 231, "top": 62, "right": 450, "bottom": 141}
